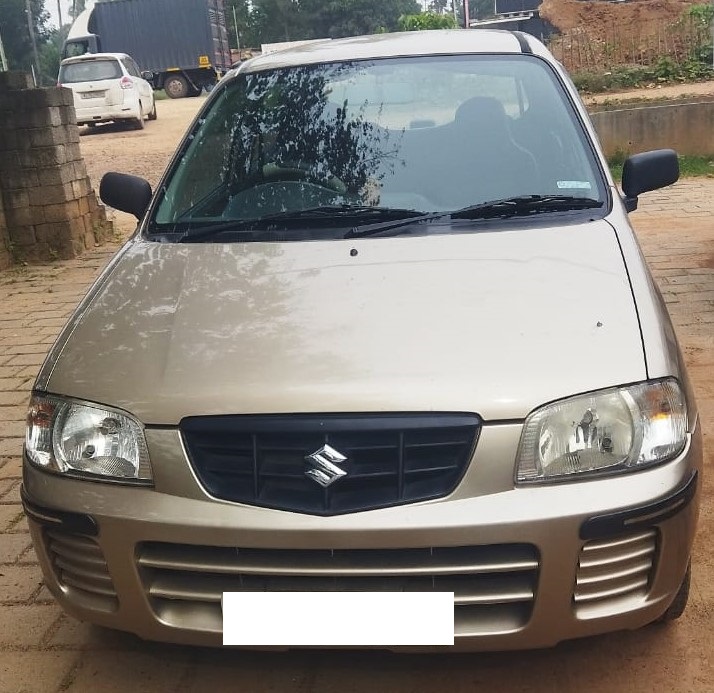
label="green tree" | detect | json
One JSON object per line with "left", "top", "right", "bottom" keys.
{"left": 245, "top": 0, "right": 421, "bottom": 45}
{"left": 428, "top": 0, "right": 449, "bottom": 14}
{"left": 0, "top": 0, "right": 50, "bottom": 75}
{"left": 250, "top": 0, "right": 303, "bottom": 43}
{"left": 39, "top": 25, "right": 69, "bottom": 84}
{"left": 310, "top": 0, "right": 421, "bottom": 38}
{"left": 225, "top": 0, "right": 257, "bottom": 48}
{"left": 398, "top": 12, "right": 457, "bottom": 30}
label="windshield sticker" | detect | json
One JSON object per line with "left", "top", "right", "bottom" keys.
{"left": 557, "top": 180, "right": 592, "bottom": 190}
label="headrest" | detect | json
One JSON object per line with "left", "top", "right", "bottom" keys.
{"left": 454, "top": 96, "right": 509, "bottom": 136}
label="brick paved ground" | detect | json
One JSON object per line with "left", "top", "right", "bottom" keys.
{"left": 0, "top": 180, "right": 712, "bottom": 691}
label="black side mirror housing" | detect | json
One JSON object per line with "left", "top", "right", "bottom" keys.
{"left": 141, "top": 70, "right": 154, "bottom": 83}
{"left": 100, "top": 172, "right": 153, "bottom": 220}
{"left": 621, "top": 149, "right": 679, "bottom": 212}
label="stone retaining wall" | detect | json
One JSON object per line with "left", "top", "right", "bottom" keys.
{"left": 0, "top": 72, "right": 112, "bottom": 266}
{"left": 590, "top": 101, "right": 714, "bottom": 158}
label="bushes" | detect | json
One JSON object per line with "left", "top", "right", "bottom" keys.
{"left": 573, "top": 58, "right": 714, "bottom": 95}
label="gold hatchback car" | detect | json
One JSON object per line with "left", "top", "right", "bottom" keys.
{"left": 23, "top": 30, "right": 702, "bottom": 650}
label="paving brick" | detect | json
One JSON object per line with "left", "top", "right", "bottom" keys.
{"left": 0, "top": 651, "right": 78, "bottom": 692}
{"left": 0, "top": 439, "right": 23, "bottom": 458}
{"left": 0, "top": 564, "right": 44, "bottom": 601}
{"left": 18, "top": 544, "right": 39, "bottom": 566}
{"left": 0, "top": 505, "right": 22, "bottom": 531}
{"left": 0, "top": 391, "right": 28, "bottom": 406}
{"left": 0, "top": 377, "right": 30, "bottom": 390}
{"left": 2, "top": 343, "right": 52, "bottom": 355}
{"left": 0, "top": 534, "right": 32, "bottom": 565}
{"left": 0, "top": 366, "right": 25, "bottom": 379}
{"left": 0, "top": 420, "right": 25, "bottom": 438}
{"left": 0, "top": 479, "right": 16, "bottom": 499}
{"left": 16, "top": 365, "right": 40, "bottom": 379}
{"left": 0, "top": 603, "right": 62, "bottom": 647}
{"left": 66, "top": 651, "right": 191, "bottom": 692}
{"left": 47, "top": 615, "right": 140, "bottom": 650}
{"left": 0, "top": 480, "right": 22, "bottom": 503}
{"left": 6, "top": 353, "right": 46, "bottom": 367}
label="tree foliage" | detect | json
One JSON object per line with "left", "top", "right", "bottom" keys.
{"left": 0, "top": 0, "right": 50, "bottom": 74}
{"left": 398, "top": 12, "right": 457, "bottom": 31}
{"left": 225, "top": 0, "right": 421, "bottom": 47}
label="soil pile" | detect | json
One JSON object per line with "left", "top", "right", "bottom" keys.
{"left": 540, "top": 0, "right": 701, "bottom": 36}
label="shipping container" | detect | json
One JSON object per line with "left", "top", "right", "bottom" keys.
{"left": 62, "top": 0, "right": 232, "bottom": 98}
{"left": 495, "top": 0, "right": 541, "bottom": 14}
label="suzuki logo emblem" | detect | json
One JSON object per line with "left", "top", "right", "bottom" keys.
{"left": 304, "top": 444, "right": 348, "bottom": 488}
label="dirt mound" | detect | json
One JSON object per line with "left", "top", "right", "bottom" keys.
{"left": 540, "top": 0, "right": 700, "bottom": 35}
{"left": 541, "top": 0, "right": 708, "bottom": 71}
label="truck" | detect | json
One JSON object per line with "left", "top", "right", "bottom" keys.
{"left": 62, "top": 0, "right": 232, "bottom": 98}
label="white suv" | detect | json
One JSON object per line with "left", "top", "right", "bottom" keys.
{"left": 58, "top": 52, "right": 156, "bottom": 130}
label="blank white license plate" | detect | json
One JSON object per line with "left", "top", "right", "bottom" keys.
{"left": 222, "top": 592, "right": 454, "bottom": 646}
{"left": 81, "top": 91, "right": 106, "bottom": 99}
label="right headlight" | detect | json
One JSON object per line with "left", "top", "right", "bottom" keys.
{"left": 516, "top": 378, "right": 688, "bottom": 483}
{"left": 25, "top": 394, "right": 152, "bottom": 483}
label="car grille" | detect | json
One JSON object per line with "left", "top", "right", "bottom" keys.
{"left": 573, "top": 529, "right": 657, "bottom": 608}
{"left": 138, "top": 542, "right": 540, "bottom": 637}
{"left": 181, "top": 414, "right": 480, "bottom": 515}
{"left": 44, "top": 528, "right": 118, "bottom": 612}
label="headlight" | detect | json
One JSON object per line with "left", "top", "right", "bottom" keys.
{"left": 25, "top": 394, "right": 152, "bottom": 483}
{"left": 516, "top": 379, "right": 688, "bottom": 483}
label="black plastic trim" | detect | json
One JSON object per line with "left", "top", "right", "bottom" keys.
{"left": 512, "top": 32, "right": 532, "bottom": 54}
{"left": 181, "top": 412, "right": 480, "bottom": 516}
{"left": 20, "top": 485, "right": 98, "bottom": 537}
{"left": 580, "top": 471, "right": 698, "bottom": 540}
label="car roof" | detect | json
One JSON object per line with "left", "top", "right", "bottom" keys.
{"left": 239, "top": 29, "right": 549, "bottom": 74}
{"left": 60, "top": 52, "right": 133, "bottom": 65}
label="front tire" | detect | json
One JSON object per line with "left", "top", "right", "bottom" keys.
{"left": 164, "top": 74, "right": 189, "bottom": 99}
{"left": 148, "top": 100, "right": 157, "bottom": 121}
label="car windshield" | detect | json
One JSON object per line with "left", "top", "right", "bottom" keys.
{"left": 59, "top": 59, "right": 122, "bottom": 83}
{"left": 151, "top": 54, "right": 607, "bottom": 238}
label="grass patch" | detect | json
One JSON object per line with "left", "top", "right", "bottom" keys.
{"left": 573, "top": 59, "right": 714, "bottom": 95}
{"left": 607, "top": 153, "right": 714, "bottom": 181}
{"left": 153, "top": 89, "right": 169, "bottom": 100}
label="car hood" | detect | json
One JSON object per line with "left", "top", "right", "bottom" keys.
{"left": 46, "top": 221, "right": 646, "bottom": 423}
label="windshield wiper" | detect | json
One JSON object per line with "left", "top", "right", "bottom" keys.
{"left": 451, "top": 195, "right": 604, "bottom": 220}
{"left": 171, "top": 205, "right": 427, "bottom": 242}
{"left": 343, "top": 195, "right": 604, "bottom": 239}
{"left": 344, "top": 211, "right": 449, "bottom": 239}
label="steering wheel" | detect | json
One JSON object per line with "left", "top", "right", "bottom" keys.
{"left": 261, "top": 162, "right": 347, "bottom": 194}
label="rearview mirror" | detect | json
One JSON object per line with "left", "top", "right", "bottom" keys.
{"left": 141, "top": 71, "right": 154, "bottom": 81}
{"left": 100, "top": 172, "right": 153, "bottom": 220}
{"left": 621, "top": 149, "right": 679, "bottom": 212}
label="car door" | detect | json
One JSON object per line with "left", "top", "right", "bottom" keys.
{"left": 123, "top": 57, "right": 154, "bottom": 111}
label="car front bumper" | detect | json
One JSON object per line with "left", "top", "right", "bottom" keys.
{"left": 22, "top": 420, "right": 702, "bottom": 651}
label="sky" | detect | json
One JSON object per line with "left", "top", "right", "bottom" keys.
{"left": 45, "top": 0, "right": 75, "bottom": 29}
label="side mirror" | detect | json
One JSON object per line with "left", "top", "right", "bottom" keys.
{"left": 621, "top": 149, "right": 679, "bottom": 212}
{"left": 141, "top": 70, "right": 154, "bottom": 81}
{"left": 100, "top": 172, "right": 152, "bottom": 220}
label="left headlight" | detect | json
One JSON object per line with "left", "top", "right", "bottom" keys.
{"left": 25, "top": 394, "right": 152, "bottom": 483}
{"left": 516, "top": 379, "right": 688, "bottom": 483}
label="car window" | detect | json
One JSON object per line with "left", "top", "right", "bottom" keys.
{"left": 153, "top": 55, "right": 606, "bottom": 233}
{"left": 122, "top": 59, "right": 141, "bottom": 78}
{"left": 59, "top": 59, "right": 123, "bottom": 83}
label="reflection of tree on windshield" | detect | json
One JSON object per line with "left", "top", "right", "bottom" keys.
{"left": 224, "top": 63, "right": 398, "bottom": 212}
